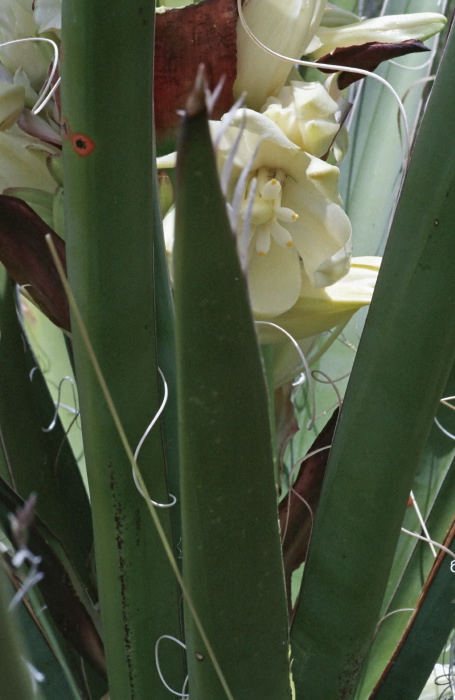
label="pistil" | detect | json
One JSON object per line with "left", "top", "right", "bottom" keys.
{"left": 245, "top": 166, "right": 298, "bottom": 255}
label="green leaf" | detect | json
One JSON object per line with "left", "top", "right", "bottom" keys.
{"left": 0, "top": 568, "right": 39, "bottom": 700}
{"left": 291, "top": 19, "right": 455, "bottom": 699}
{"left": 371, "top": 520, "right": 455, "bottom": 699}
{"left": 173, "top": 74, "right": 291, "bottom": 699}
{"left": 354, "top": 367, "right": 455, "bottom": 698}
{"left": 153, "top": 175, "right": 182, "bottom": 567}
{"left": 61, "top": 0, "right": 184, "bottom": 696}
{"left": 0, "top": 266, "right": 93, "bottom": 594}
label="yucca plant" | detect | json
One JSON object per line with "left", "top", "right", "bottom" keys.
{"left": 0, "top": 0, "right": 454, "bottom": 698}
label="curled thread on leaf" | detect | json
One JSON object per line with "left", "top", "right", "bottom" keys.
{"left": 278, "top": 410, "right": 338, "bottom": 614}
{"left": 408, "top": 490, "right": 437, "bottom": 557}
{"left": 0, "top": 38, "right": 60, "bottom": 115}
{"left": 281, "top": 448, "right": 318, "bottom": 543}
{"left": 155, "top": 635, "right": 189, "bottom": 698}
{"left": 400, "top": 528, "right": 455, "bottom": 559}
{"left": 374, "top": 608, "right": 414, "bottom": 636}
{"left": 133, "top": 368, "right": 176, "bottom": 508}
{"left": 281, "top": 447, "right": 330, "bottom": 545}
{"left": 255, "top": 320, "right": 316, "bottom": 430}
{"left": 311, "top": 369, "right": 343, "bottom": 421}
{"left": 434, "top": 395, "right": 455, "bottom": 440}
{"left": 40, "top": 376, "right": 79, "bottom": 433}
{"left": 434, "top": 418, "right": 455, "bottom": 441}
{"left": 44, "top": 235, "right": 231, "bottom": 695}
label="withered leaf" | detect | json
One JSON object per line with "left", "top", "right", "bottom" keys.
{"left": 279, "top": 408, "right": 339, "bottom": 613}
{"left": 0, "top": 195, "right": 70, "bottom": 331}
{"left": 316, "top": 39, "right": 429, "bottom": 89}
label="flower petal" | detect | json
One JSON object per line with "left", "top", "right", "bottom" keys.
{"left": 156, "top": 152, "right": 177, "bottom": 169}
{"left": 223, "top": 108, "right": 300, "bottom": 152}
{"left": 306, "top": 154, "right": 343, "bottom": 204}
{"left": 162, "top": 205, "right": 176, "bottom": 282}
{"left": 284, "top": 179, "right": 352, "bottom": 287}
{"left": 0, "top": 83, "right": 25, "bottom": 131}
{"left": 258, "top": 256, "right": 381, "bottom": 343}
{"left": 248, "top": 241, "right": 301, "bottom": 317}
{"left": 0, "top": 130, "right": 59, "bottom": 192}
{"left": 0, "top": 0, "right": 51, "bottom": 90}
{"left": 261, "top": 81, "right": 340, "bottom": 157}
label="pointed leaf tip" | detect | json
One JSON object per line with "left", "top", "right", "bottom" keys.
{"left": 185, "top": 64, "right": 208, "bottom": 118}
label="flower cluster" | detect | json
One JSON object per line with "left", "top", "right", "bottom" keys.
{"left": 160, "top": 0, "right": 445, "bottom": 381}
{"left": 0, "top": 0, "right": 446, "bottom": 383}
{"left": 235, "top": 0, "right": 446, "bottom": 109}
{"left": 161, "top": 77, "right": 380, "bottom": 379}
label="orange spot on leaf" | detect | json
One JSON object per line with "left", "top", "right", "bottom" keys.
{"left": 71, "top": 134, "right": 96, "bottom": 156}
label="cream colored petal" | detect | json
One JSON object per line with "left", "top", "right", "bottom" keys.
{"left": 34, "top": 0, "right": 62, "bottom": 37}
{"left": 262, "top": 82, "right": 340, "bottom": 156}
{"left": 0, "top": 84, "right": 25, "bottom": 131}
{"left": 162, "top": 205, "right": 176, "bottom": 282}
{"left": 225, "top": 109, "right": 300, "bottom": 152}
{"left": 284, "top": 180, "right": 352, "bottom": 287}
{"left": 162, "top": 205, "right": 175, "bottom": 254}
{"left": 248, "top": 241, "right": 302, "bottom": 317}
{"left": 306, "top": 154, "right": 342, "bottom": 204}
{"left": 0, "top": 0, "right": 51, "bottom": 90}
{"left": 214, "top": 120, "right": 307, "bottom": 200}
{"left": 0, "top": 130, "right": 59, "bottom": 192}
{"left": 18, "top": 109, "right": 61, "bottom": 144}
{"left": 258, "top": 256, "right": 380, "bottom": 344}
{"left": 156, "top": 152, "right": 177, "bottom": 169}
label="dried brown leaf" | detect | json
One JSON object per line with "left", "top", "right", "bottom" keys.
{"left": 0, "top": 195, "right": 69, "bottom": 331}
{"left": 317, "top": 39, "right": 429, "bottom": 89}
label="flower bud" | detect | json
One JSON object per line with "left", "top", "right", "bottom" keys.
{"left": 309, "top": 12, "right": 447, "bottom": 60}
{"left": 234, "top": 0, "right": 326, "bottom": 110}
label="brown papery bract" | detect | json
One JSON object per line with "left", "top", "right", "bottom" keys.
{"left": 154, "top": 0, "right": 238, "bottom": 140}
